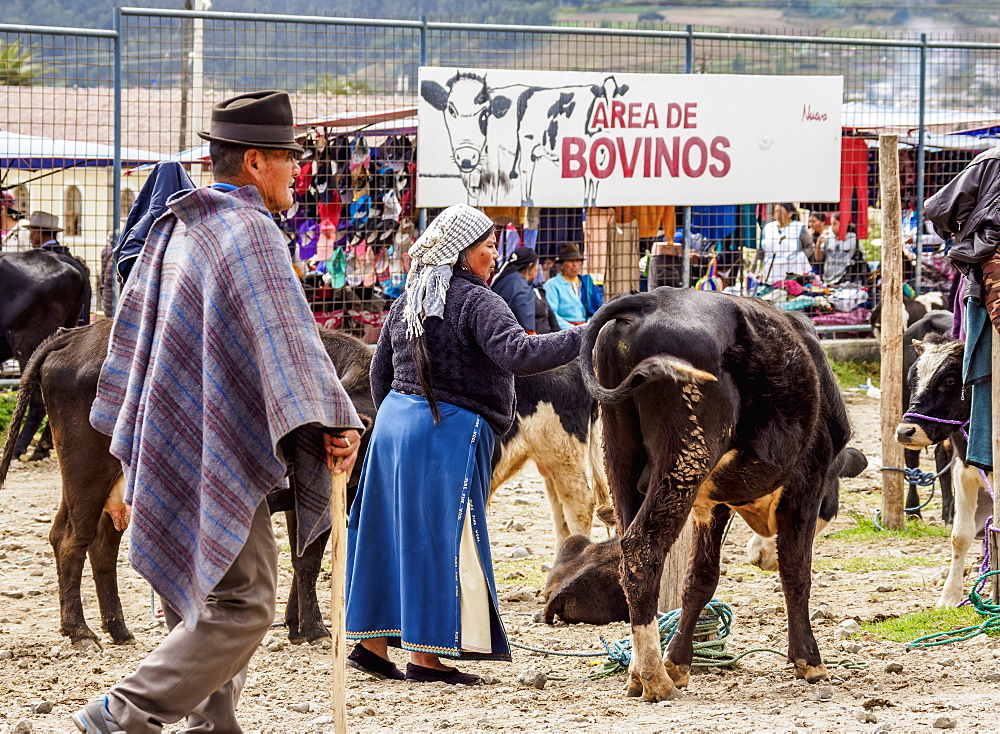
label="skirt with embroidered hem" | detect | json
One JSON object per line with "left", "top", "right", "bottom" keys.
{"left": 344, "top": 390, "right": 511, "bottom": 661}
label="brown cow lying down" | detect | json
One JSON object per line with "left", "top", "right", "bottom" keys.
{"left": 540, "top": 447, "right": 866, "bottom": 626}
{"left": 582, "top": 288, "right": 852, "bottom": 702}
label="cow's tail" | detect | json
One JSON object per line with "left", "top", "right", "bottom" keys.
{"left": 0, "top": 330, "right": 62, "bottom": 489}
{"left": 587, "top": 410, "right": 610, "bottom": 510}
{"left": 580, "top": 296, "right": 716, "bottom": 405}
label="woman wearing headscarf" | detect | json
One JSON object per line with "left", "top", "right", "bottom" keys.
{"left": 491, "top": 246, "right": 558, "bottom": 334}
{"left": 345, "top": 204, "right": 583, "bottom": 684}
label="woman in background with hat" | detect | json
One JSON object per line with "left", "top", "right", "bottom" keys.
{"left": 491, "top": 246, "right": 558, "bottom": 335}
{"left": 345, "top": 204, "right": 583, "bottom": 684}
{"left": 545, "top": 243, "right": 603, "bottom": 330}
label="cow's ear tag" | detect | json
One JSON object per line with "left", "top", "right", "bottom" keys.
{"left": 912, "top": 339, "right": 925, "bottom": 355}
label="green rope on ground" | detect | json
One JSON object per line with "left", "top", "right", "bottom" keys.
{"left": 908, "top": 570, "right": 1000, "bottom": 648}
{"left": 588, "top": 600, "right": 866, "bottom": 679}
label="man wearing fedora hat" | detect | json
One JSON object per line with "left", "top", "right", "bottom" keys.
{"left": 74, "top": 90, "right": 365, "bottom": 734}
{"left": 27, "top": 211, "right": 71, "bottom": 255}
{"left": 544, "top": 243, "right": 603, "bottom": 330}
{"left": 0, "top": 190, "right": 29, "bottom": 251}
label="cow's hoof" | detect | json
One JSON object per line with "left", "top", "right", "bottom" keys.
{"left": 71, "top": 638, "right": 103, "bottom": 653}
{"left": 663, "top": 660, "right": 691, "bottom": 688}
{"left": 627, "top": 667, "right": 682, "bottom": 702}
{"left": 793, "top": 659, "right": 828, "bottom": 682}
{"left": 936, "top": 593, "right": 962, "bottom": 608}
{"left": 625, "top": 675, "right": 644, "bottom": 697}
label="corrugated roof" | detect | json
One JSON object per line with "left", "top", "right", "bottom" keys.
{"left": 0, "top": 86, "right": 416, "bottom": 155}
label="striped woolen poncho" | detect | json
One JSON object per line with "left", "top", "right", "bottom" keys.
{"left": 91, "top": 185, "right": 362, "bottom": 627}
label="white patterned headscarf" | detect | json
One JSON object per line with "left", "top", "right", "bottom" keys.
{"left": 403, "top": 203, "right": 494, "bottom": 340}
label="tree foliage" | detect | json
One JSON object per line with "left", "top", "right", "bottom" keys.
{"left": 0, "top": 40, "right": 51, "bottom": 86}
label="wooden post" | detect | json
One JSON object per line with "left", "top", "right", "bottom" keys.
{"left": 330, "top": 467, "right": 348, "bottom": 734}
{"left": 991, "top": 331, "right": 1000, "bottom": 602}
{"left": 878, "top": 134, "right": 906, "bottom": 531}
{"left": 658, "top": 517, "right": 694, "bottom": 613}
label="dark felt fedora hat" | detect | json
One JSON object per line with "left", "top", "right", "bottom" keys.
{"left": 555, "top": 244, "right": 585, "bottom": 262}
{"left": 198, "top": 90, "right": 305, "bottom": 153}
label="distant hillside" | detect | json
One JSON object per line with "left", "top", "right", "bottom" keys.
{"left": 3, "top": 0, "right": 553, "bottom": 30}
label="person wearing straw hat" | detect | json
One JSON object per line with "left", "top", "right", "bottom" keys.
{"left": 544, "top": 244, "right": 603, "bottom": 330}
{"left": 73, "top": 90, "right": 365, "bottom": 734}
{"left": 27, "top": 210, "right": 70, "bottom": 255}
{"left": 0, "top": 190, "right": 29, "bottom": 252}
{"left": 344, "top": 204, "right": 583, "bottom": 684}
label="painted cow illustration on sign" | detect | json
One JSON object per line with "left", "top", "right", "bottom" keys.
{"left": 420, "top": 71, "right": 629, "bottom": 206}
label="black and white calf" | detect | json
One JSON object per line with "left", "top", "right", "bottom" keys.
{"left": 492, "top": 359, "right": 609, "bottom": 547}
{"left": 896, "top": 333, "right": 991, "bottom": 606}
{"left": 901, "top": 311, "right": 955, "bottom": 522}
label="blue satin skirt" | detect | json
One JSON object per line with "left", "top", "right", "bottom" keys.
{"left": 345, "top": 391, "right": 511, "bottom": 661}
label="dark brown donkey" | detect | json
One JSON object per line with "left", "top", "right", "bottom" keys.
{"left": 0, "top": 320, "right": 375, "bottom": 651}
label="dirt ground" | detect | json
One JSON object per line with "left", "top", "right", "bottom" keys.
{"left": 1, "top": 391, "right": 998, "bottom": 733}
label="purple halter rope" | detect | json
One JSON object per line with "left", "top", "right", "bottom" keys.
{"left": 903, "top": 411, "right": 998, "bottom": 599}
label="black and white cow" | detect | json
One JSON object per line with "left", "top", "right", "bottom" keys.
{"left": 895, "top": 333, "right": 991, "bottom": 607}
{"left": 420, "top": 73, "right": 522, "bottom": 205}
{"left": 492, "top": 359, "right": 609, "bottom": 547}
{"left": 507, "top": 77, "right": 628, "bottom": 206}
{"left": 581, "top": 288, "right": 850, "bottom": 702}
{"left": 421, "top": 71, "right": 629, "bottom": 206}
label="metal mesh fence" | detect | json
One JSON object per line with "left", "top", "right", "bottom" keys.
{"left": 4, "top": 12, "right": 1000, "bottom": 345}
{"left": 1, "top": 27, "right": 117, "bottom": 323}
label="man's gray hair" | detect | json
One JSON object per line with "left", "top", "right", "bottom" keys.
{"left": 209, "top": 142, "right": 250, "bottom": 179}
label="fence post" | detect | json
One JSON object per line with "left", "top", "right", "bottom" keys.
{"left": 418, "top": 15, "right": 428, "bottom": 234}
{"left": 113, "top": 6, "right": 122, "bottom": 263}
{"left": 914, "top": 32, "right": 927, "bottom": 294}
{"left": 879, "top": 134, "right": 905, "bottom": 531}
{"left": 682, "top": 24, "right": 694, "bottom": 289}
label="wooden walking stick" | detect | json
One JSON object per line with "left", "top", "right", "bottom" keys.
{"left": 330, "top": 458, "right": 348, "bottom": 734}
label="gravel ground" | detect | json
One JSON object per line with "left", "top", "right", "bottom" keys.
{"left": 1, "top": 391, "right": 998, "bottom": 733}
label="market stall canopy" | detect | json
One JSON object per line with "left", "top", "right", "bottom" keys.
{"left": 144, "top": 106, "right": 418, "bottom": 169}
{"left": 842, "top": 102, "right": 1000, "bottom": 135}
{"left": 0, "top": 131, "right": 164, "bottom": 169}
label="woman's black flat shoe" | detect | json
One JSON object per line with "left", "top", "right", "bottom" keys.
{"left": 404, "top": 662, "right": 481, "bottom": 685}
{"left": 346, "top": 643, "right": 405, "bottom": 680}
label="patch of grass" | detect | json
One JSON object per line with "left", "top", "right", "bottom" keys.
{"left": 813, "top": 556, "right": 940, "bottom": 573}
{"left": 863, "top": 606, "right": 999, "bottom": 642}
{"left": 828, "top": 358, "right": 880, "bottom": 392}
{"left": 821, "top": 510, "right": 949, "bottom": 541}
{"left": 0, "top": 391, "right": 16, "bottom": 434}
{"left": 493, "top": 556, "right": 548, "bottom": 588}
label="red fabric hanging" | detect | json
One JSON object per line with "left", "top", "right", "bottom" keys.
{"left": 838, "top": 137, "right": 869, "bottom": 240}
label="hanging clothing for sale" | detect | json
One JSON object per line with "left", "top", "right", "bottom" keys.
{"left": 839, "top": 137, "right": 870, "bottom": 240}
{"left": 615, "top": 206, "right": 676, "bottom": 241}
{"left": 690, "top": 205, "right": 738, "bottom": 242}
{"left": 583, "top": 208, "right": 615, "bottom": 282}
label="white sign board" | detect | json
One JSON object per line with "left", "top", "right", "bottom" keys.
{"left": 417, "top": 68, "right": 842, "bottom": 207}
